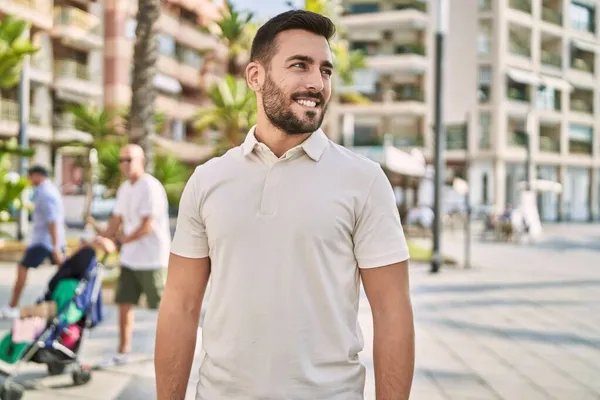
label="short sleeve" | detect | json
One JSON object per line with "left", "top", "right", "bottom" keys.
{"left": 353, "top": 166, "right": 410, "bottom": 269}
{"left": 170, "top": 170, "right": 209, "bottom": 259}
{"left": 40, "top": 195, "right": 59, "bottom": 223}
{"left": 112, "top": 185, "right": 126, "bottom": 216}
{"left": 137, "top": 183, "right": 154, "bottom": 217}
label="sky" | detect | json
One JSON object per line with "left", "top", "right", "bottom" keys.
{"left": 231, "top": 0, "right": 303, "bottom": 21}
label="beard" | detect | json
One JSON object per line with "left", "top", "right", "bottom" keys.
{"left": 261, "top": 74, "right": 328, "bottom": 135}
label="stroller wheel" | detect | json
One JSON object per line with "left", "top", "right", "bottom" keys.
{"left": 0, "top": 382, "right": 24, "bottom": 400}
{"left": 48, "top": 362, "right": 66, "bottom": 376}
{"left": 72, "top": 367, "right": 92, "bottom": 386}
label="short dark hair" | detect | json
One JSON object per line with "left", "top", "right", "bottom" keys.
{"left": 250, "top": 10, "right": 336, "bottom": 65}
{"left": 27, "top": 165, "right": 48, "bottom": 176}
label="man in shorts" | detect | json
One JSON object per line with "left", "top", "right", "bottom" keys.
{"left": 1, "top": 165, "right": 66, "bottom": 319}
{"left": 94, "top": 144, "right": 171, "bottom": 366}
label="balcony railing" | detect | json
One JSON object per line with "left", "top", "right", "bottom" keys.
{"left": 507, "top": 87, "right": 529, "bottom": 102}
{"left": 9, "top": 0, "right": 52, "bottom": 14}
{"left": 571, "top": 58, "right": 594, "bottom": 73}
{"left": 539, "top": 136, "right": 560, "bottom": 152}
{"left": 0, "top": 99, "right": 19, "bottom": 121}
{"left": 541, "top": 51, "right": 561, "bottom": 68}
{"left": 54, "top": 113, "right": 77, "bottom": 130}
{"left": 446, "top": 125, "right": 468, "bottom": 150}
{"left": 570, "top": 98, "right": 593, "bottom": 113}
{"left": 54, "top": 6, "right": 101, "bottom": 35}
{"left": 395, "top": 44, "right": 426, "bottom": 55}
{"left": 479, "top": 0, "right": 491, "bottom": 11}
{"left": 541, "top": 6, "right": 562, "bottom": 25}
{"left": 55, "top": 60, "right": 92, "bottom": 81}
{"left": 394, "top": 1, "right": 426, "bottom": 12}
{"left": 510, "top": 0, "right": 531, "bottom": 13}
{"left": 569, "top": 139, "right": 592, "bottom": 155}
{"left": 509, "top": 41, "right": 531, "bottom": 58}
{"left": 395, "top": 86, "right": 424, "bottom": 101}
{"left": 391, "top": 134, "right": 424, "bottom": 147}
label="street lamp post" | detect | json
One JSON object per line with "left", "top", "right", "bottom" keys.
{"left": 431, "top": 0, "right": 449, "bottom": 274}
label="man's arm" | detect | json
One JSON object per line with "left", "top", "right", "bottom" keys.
{"left": 352, "top": 166, "right": 414, "bottom": 399}
{"left": 155, "top": 253, "right": 210, "bottom": 399}
{"left": 119, "top": 215, "right": 152, "bottom": 245}
{"left": 361, "top": 261, "right": 414, "bottom": 400}
{"left": 94, "top": 214, "right": 122, "bottom": 238}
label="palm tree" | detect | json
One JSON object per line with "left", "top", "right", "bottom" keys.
{"left": 129, "top": 0, "right": 161, "bottom": 172}
{"left": 194, "top": 74, "right": 257, "bottom": 156}
{"left": 202, "top": 0, "right": 256, "bottom": 76}
{"left": 0, "top": 16, "right": 38, "bottom": 88}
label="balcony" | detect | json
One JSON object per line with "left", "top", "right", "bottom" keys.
{"left": 366, "top": 46, "right": 428, "bottom": 74}
{"left": 0, "top": 0, "right": 53, "bottom": 30}
{"left": 341, "top": 2, "right": 428, "bottom": 31}
{"left": 53, "top": 112, "right": 93, "bottom": 144}
{"left": 510, "top": 0, "right": 532, "bottom": 13}
{"left": 446, "top": 124, "right": 468, "bottom": 150}
{"left": 541, "top": 5, "right": 562, "bottom": 26}
{"left": 479, "top": 0, "right": 492, "bottom": 11}
{"left": 53, "top": 6, "right": 103, "bottom": 50}
{"left": 54, "top": 60, "right": 102, "bottom": 101}
{"left": 541, "top": 50, "right": 562, "bottom": 68}
{"left": 568, "top": 124, "right": 593, "bottom": 155}
{"left": 539, "top": 136, "right": 560, "bottom": 153}
{"left": 570, "top": 98, "right": 593, "bottom": 114}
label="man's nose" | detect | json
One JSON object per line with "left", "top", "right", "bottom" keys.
{"left": 304, "top": 69, "right": 325, "bottom": 92}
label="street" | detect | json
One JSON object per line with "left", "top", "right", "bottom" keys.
{"left": 0, "top": 223, "right": 599, "bottom": 399}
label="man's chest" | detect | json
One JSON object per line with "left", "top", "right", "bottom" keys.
{"left": 201, "top": 172, "right": 358, "bottom": 244}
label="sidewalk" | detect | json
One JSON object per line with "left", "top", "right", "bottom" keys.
{"left": 0, "top": 223, "right": 599, "bottom": 399}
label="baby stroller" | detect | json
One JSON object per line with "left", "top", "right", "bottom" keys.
{"left": 0, "top": 245, "right": 105, "bottom": 400}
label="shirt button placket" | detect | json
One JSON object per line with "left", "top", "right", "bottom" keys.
{"left": 260, "top": 162, "right": 281, "bottom": 216}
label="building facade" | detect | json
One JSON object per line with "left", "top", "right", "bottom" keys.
{"left": 103, "top": 0, "right": 224, "bottom": 164}
{"left": 0, "top": 0, "right": 105, "bottom": 193}
{"left": 334, "top": 0, "right": 600, "bottom": 222}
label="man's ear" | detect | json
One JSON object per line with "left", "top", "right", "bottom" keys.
{"left": 245, "top": 61, "right": 264, "bottom": 92}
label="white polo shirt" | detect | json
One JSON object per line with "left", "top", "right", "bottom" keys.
{"left": 171, "top": 127, "right": 410, "bottom": 400}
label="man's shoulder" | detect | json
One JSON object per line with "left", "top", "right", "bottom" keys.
{"left": 324, "top": 141, "right": 383, "bottom": 181}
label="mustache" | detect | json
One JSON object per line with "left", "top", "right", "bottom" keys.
{"left": 291, "top": 92, "right": 324, "bottom": 104}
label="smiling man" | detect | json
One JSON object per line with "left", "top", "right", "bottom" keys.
{"left": 155, "top": 10, "right": 415, "bottom": 400}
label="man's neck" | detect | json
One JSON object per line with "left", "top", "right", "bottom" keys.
{"left": 128, "top": 172, "right": 144, "bottom": 183}
{"left": 254, "top": 122, "right": 311, "bottom": 158}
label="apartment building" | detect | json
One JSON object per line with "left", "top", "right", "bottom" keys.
{"left": 335, "top": 0, "right": 600, "bottom": 222}
{"left": 445, "top": 0, "right": 600, "bottom": 222}
{"left": 103, "top": 0, "right": 224, "bottom": 164}
{"left": 0, "top": 0, "right": 104, "bottom": 192}
{"left": 330, "top": 0, "right": 434, "bottom": 208}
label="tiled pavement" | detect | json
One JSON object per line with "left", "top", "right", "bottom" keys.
{"left": 0, "top": 223, "right": 598, "bottom": 399}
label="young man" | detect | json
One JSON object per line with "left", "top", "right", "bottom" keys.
{"left": 1, "top": 165, "right": 66, "bottom": 318}
{"left": 155, "top": 10, "right": 415, "bottom": 400}
{"left": 96, "top": 144, "right": 171, "bottom": 366}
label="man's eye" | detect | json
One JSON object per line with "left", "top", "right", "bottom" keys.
{"left": 322, "top": 69, "right": 332, "bottom": 76}
{"left": 293, "top": 63, "right": 306, "bottom": 69}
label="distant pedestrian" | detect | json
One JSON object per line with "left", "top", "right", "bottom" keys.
{"left": 95, "top": 144, "right": 171, "bottom": 367}
{"left": 155, "top": 10, "right": 414, "bottom": 400}
{"left": 0, "top": 165, "right": 66, "bottom": 318}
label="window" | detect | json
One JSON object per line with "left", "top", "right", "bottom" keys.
{"left": 157, "top": 34, "right": 176, "bottom": 57}
{"left": 570, "top": 2, "right": 596, "bottom": 33}
{"left": 478, "top": 21, "right": 492, "bottom": 55}
{"left": 536, "top": 86, "right": 560, "bottom": 110}
{"left": 478, "top": 66, "right": 492, "bottom": 102}
{"left": 125, "top": 18, "right": 136, "bottom": 40}
{"left": 349, "top": 3, "right": 379, "bottom": 13}
{"left": 479, "top": 112, "right": 491, "bottom": 149}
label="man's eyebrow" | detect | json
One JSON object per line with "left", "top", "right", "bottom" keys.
{"left": 286, "top": 55, "right": 334, "bottom": 69}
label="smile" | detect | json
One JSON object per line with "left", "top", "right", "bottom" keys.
{"left": 295, "top": 99, "right": 319, "bottom": 108}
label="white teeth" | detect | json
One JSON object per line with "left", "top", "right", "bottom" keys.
{"left": 296, "top": 99, "right": 317, "bottom": 107}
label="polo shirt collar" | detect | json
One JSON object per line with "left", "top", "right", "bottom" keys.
{"left": 242, "top": 125, "right": 329, "bottom": 161}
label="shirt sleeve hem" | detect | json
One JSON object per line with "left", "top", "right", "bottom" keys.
{"left": 357, "top": 250, "right": 410, "bottom": 269}
{"left": 170, "top": 247, "right": 209, "bottom": 259}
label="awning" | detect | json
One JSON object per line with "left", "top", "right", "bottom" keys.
{"left": 150, "top": 135, "right": 214, "bottom": 163}
{"left": 507, "top": 68, "right": 540, "bottom": 85}
{"left": 518, "top": 179, "right": 562, "bottom": 193}
{"left": 153, "top": 73, "right": 182, "bottom": 94}
{"left": 571, "top": 39, "right": 597, "bottom": 53}
{"left": 383, "top": 146, "right": 426, "bottom": 177}
{"left": 508, "top": 68, "right": 572, "bottom": 91}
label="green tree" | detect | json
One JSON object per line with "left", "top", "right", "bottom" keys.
{"left": 0, "top": 139, "right": 34, "bottom": 238}
{"left": 129, "top": 0, "right": 161, "bottom": 172}
{"left": 202, "top": 0, "right": 257, "bottom": 76}
{"left": 194, "top": 74, "right": 257, "bottom": 156}
{"left": 0, "top": 16, "right": 38, "bottom": 88}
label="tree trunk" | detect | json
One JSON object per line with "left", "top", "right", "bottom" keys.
{"left": 129, "top": 0, "right": 160, "bottom": 173}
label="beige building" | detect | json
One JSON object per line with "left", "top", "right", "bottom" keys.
{"left": 334, "top": 0, "right": 600, "bottom": 222}
{"left": 0, "top": 0, "right": 104, "bottom": 192}
{"left": 103, "top": 0, "right": 225, "bottom": 164}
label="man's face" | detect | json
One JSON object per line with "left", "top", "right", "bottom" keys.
{"left": 27, "top": 173, "right": 43, "bottom": 186}
{"left": 119, "top": 148, "right": 144, "bottom": 179}
{"left": 259, "top": 29, "right": 333, "bottom": 135}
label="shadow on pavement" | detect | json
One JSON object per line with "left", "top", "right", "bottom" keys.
{"left": 414, "top": 298, "right": 599, "bottom": 311}
{"left": 421, "top": 317, "right": 600, "bottom": 348}
{"left": 412, "top": 279, "right": 600, "bottom": 295}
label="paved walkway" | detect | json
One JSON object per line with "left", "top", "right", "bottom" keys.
{"left": 0, "top": 223, "right": 598, "bottom": 399}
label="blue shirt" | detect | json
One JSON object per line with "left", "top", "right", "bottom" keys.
{"left": 30, "top": 180, "right": 66, "bottom": 251}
